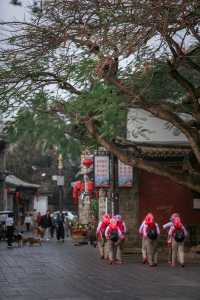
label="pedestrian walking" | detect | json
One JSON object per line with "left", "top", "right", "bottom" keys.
{"left": 139, "top": 213, "right": 160, "bottom": 267}
{"left": 64, "top": 216, "right": 70, "bottom": 238}
{"left": 6, "top": 213, "right": 15, "bottom": 248}
{"left": 105, "top": 217, "right": 123, "bottom": 264}
{"left": 55, "top": 212, "right": 65, "bottom": 242}
{"left": 163, "top": 212, "right": 180, "bottom": 264}
{"left": 168, "top": 215, "right": 187, "bottom": 267}
{"left": 87, "top": 217, "right": 97, "bottom": 247}
{"left": 96, "top": 214, "right": 110, "bottom": 259}
{"left": 139, "top": 218, "right": 147, "bottom": 264}
{"left": 36, "top": 212, "right": 42, "bottom": 226}
{"left": 24, "top": 213, "right": 32, "bottom": 232}
{"left": 114, "top": 214, "right": 126, "bottom": 262}
{"left": 50, "top": 212, "right": 56, "bottom": 238}
{"left": 40, "top": 211, "right": 52, "bottom": 241}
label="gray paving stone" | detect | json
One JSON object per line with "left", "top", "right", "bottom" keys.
{"left": 0, "top": 238, "right": 200, "bottom": 300}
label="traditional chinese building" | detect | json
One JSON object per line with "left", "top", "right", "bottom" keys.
{"left": 116, "top": 109, "right": 200, "bottom": 247}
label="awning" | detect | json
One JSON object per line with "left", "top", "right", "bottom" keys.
{"left": 5, "top": 175, "right": 40, "bottom": 189}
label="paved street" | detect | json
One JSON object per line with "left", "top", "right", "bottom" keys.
{"left": 0, "top": 238, "right": 199, "bottom": 300}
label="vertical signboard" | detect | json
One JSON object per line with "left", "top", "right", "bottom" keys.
{"left": 118, "top": 160, "right": 133, "bottom": 187}
{"left": 94, "top": 156, "right": 110, "bottom": 188}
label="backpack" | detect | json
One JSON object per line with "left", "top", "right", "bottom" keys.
{"left": 147, "top": 224, "right": 158, "bottom": 240}
{"left": 110, "top": 230, "right": 119, "bottom": 242}
{"left": 174, "top": 228, "right": 185, "bottom": 242}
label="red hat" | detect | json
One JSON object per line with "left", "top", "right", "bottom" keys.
{"left": 145, "top": 213, "right": 154, "bottom": 225}
{"left": 173, "top": 216, "right": 182, "bottom": 228}
{"left": 102, "top": 214, "right": 110, "bottom": 225}
{"left": 109, "top": 217, "right": 117, "bottom": 229}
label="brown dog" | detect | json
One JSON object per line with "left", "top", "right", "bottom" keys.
{"left": 22, "top": 237, "right": 30, "bottom": 246}
{"left": 36, "top": 226, "right": 45, "bottom": 239}
{"left": 14, "top": 233, "right": 23, "bottom": 247}
{"left": 29, "top": 237, "right": 42, "bottom": 246}
{"left": 22, "top": 237, "right": 42, "bottom": 246}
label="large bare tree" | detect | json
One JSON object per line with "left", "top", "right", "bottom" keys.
{"left": 1, "top": 0, "right": 200, "bottom": 191}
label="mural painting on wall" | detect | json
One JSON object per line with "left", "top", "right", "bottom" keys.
{"left": 127, "top": 108, "right": 188, "bottom": 143}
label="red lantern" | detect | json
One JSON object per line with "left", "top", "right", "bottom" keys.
{"left": 72, "top": 181, "right": 83, "bottom": 203}
{"left": 75, "top": 180, "right": 82, "bottom": 190}
{"left": 82, "top": 158, "right": 93, "bottom": 168}
{"left": 87, "top": 181, "right": 94, "bottom": 193}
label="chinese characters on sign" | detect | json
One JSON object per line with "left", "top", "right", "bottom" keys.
{"left": 94, "top": 156, "right": 110, "bottom": 187}
{"left": 118, "top": 160, "right": 133, "bottom": 187}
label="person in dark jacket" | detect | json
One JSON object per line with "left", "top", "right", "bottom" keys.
{"left": 55, "top": 212, "right": 65, "bottom": 242}
{"left": 6, "top": 213, "right": 15, "bottom": 247}
{"left": 40, "top": 211, "right": 52, "bottom": 241}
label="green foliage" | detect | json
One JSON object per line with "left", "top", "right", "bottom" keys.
{"left": 65, "top": 82, "right": 126, "bottom": 140}
{"left": 133, "top": 62, "right": 185, "bottom": 102}
{"left": 4, "top": 92, "right": 81, "bottom": 160}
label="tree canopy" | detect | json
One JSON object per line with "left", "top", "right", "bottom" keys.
{"left": 1, "top": 0, "right": 200, "bottom": 192}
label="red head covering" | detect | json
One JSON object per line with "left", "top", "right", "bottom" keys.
{"left": 173, "top": 216, "right": 182, "bottom": 228}
{"left": 144, "top": 213, "right": 154, "bottom": 225}
{"left": 102, "top": 214, "right": 110, "bottom": 225}
{"left": 109, "top": 217, "right": 117, "bottom": 229}
{"left": 170, "top": 212, "right": 179, "bottom": 222}
{"left": 114, "top": 214, "right": 122, "bottom": 224}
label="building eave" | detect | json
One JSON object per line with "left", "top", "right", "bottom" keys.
{"left": 5, "top": 175, "right": 40, "bottom": 189}
{"left": 114, "top": 138, "right": 192, "bottom": 158}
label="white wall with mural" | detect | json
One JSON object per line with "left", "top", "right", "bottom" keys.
{"left": 127, "top": 108, "right": 190, "bottom": 144}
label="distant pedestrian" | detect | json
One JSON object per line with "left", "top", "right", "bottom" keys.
{"left": 24, "top": 213, "right": 32, "bottom": 232}
{"left": 6, "top": 213, "right": 15, "bottom": 248}
{"left": 55, "top": 212, "right": 65, "bottom": 242}
{"left": 40, "top": 211, "right": 52, "bottom": 241}
{"left": 64, "top": 216, "right": 70, "bottom": 238}
{"left": 168, "top": 215, "right": 187, "bottom": 267}
{"left": 87, "top": 216, "right": 97, "bottom": 247}
{"left": 139, "top": 213, "right": 160, "bottom": 267}
{"left": 50, "top": 212, "right": 56, "bottom": 238}
{"left": 96, "top": 214, "right": 110, "bottom": 259}
{"left": 36, "top": 212, "right": 42, "bottom": 226}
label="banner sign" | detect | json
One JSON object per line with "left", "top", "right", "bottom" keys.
{"left": 118, "top": 160, "right": 133, "bottom": 187}
{"left": 94, "top": 156, "right": 110, "bottom": 187}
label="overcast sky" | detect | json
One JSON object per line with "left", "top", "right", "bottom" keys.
{"left": 0, "top": 0, "right": 36, "bottom": 21}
